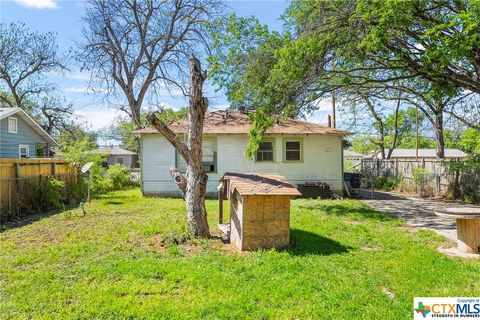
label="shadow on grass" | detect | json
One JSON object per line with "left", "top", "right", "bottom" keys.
{"left": 298, "top": 201, "right": 397, "bottom": 222}
{"left": 0, "top": 205, "right": 76, "bottom": 233}
{"left": 286, "top": 229, "right": 352, "bottom": 256}
{"left": 105, "top": 201, "right": 124, "bottom": 205}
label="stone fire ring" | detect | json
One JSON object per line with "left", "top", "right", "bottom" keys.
{"left": 435, "top": 207, "right": 480, "bottom": 255}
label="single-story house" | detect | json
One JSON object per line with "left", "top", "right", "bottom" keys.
{"left": 343, "top": 150, "right": 364, "bottom": 164}
{"left": 98, "top": 146, "right": 138, "bottom": 168}
{"left": 0, "top": 107, "right": 58, "bottom": 158}
{"left": 367, "top": 148, "right": 468, "bottom": 160}
{"left": 135, "top": 110, "right": 351, "bottom": 197}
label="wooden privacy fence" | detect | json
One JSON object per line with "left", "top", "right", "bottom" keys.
{"left": 360, "top": 159, "right": 480, "bottom": 199}
{"left": 0, "top": 158, "right": 81, "bottom": 221}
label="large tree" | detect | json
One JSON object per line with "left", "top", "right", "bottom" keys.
{"left": 210, "top": 1, "right": 480, "bottom": 158}
{"left": 0, "top": 22, "right": 65, "bottom": 110}
{"left": 78, "top": 0, "right": 222, "bottom": 127}
{"left": 147, "top": 56, "right": 210, "bottom": 237}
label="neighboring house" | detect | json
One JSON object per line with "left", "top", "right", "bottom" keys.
{"left": 0, "top": 107, "right": 58, "bottom": 158}
{"left": 367, "top": 148, "right": 468, "bottom": 160}
{"left": 135, "top": 110, "right": 350, "bottom": 197}
{"left": 343, "top": 150, "right": 364, "bottom": 166}
{"left": 98, "top": 146, "right": 138, "bottom": 168}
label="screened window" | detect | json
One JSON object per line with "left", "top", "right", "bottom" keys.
{"left": 116, "top": 157, "right": 124, "bottom": 164}
{"left": 256, "top": 141, "right": 274, "bottom": 162}
{"left": 176, "top": 139, "right": 216, "bottom": 173}
{"left": 19, "top": 145, "right": 29, "bottom": 158}
{"left": 285, "top": 141, "right": 301, "bottom": 161}
{"left": 8, "top": 117, "right": 17, "bottom": 133}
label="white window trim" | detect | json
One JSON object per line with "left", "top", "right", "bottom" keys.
{"left": 19, "top": 144, "right": 29, "bottom": 158}
{"left": 8, "top": 117, "right": 17, "bottom": 133}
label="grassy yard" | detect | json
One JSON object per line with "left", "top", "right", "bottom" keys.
{"left": 1, "top": 189, "right": 479, "bottom": 319}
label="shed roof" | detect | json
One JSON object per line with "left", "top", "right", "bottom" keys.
{"left": 98, "top": 146, "right": 137, "bottom": 155}
{"left": 0, "top": 107, "right": 59, "bottom": 146}
{"left": 219, "top": 172, "right": 301, "bottom": 196}
{"left": 135, "top": 110, "right": 350, "bottom": 136}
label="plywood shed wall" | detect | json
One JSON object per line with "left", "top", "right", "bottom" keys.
{"left": 219, "top": 172, "right": 300, "bottom": 251}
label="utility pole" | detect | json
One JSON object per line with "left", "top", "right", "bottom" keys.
{"left": 416, "top": 104, "right": 419, "bottom": 160}
{"left": 332, "top": 91, "right": 336, "bottom": 128}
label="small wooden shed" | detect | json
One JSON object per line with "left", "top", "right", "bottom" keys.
{"left": 218, "top": 172, "right": 301, "bottom": 251}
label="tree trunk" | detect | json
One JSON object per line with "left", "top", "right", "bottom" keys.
{"left": 147, "top": 55, "right": 210, "bottom": 237}
{"left": 434, "top": 102, "right": 445, "bottom": 159}
{"left": 184, "top": 57, "right": 210, "bottom": 237}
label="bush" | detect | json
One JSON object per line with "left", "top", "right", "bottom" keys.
{"left": 374, "top": 176, "right": 401, "bottom": 191}
{"left": 33, "top": 177, "right": 65, "bottom": 211}
{"left": 105, "top": 164, "right": 130, "bottom": 190}
{"left": 412, "top": 167, "right": 426, "bottom": 185}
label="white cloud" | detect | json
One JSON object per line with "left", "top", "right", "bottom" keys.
{"left": 63, "top": 86, "right": 109, "bottom": 94}
{"left": 75, "top": 108, "right": 122, "bottom": 131}
{"left": 13, "top": 0, "right": 58, "bottom": 9}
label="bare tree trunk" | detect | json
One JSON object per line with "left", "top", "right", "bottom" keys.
{"left": 184, "top": 56, "right": 210, "bottom": 237}
{"left": 147, "top": 55, "right": 210, "bottom": 237}
{"left": 363, "top": 96, "right": 386, "bottom": 159}
{"left": 434, "top": 99, "right": 445, "bottom": 159}
{"left": 386, "top": 93, "right": 402, "bottom": 159}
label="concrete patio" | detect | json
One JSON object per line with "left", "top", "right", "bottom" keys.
{"left": 359, "top": 190, "right": 478, "bottom": 241}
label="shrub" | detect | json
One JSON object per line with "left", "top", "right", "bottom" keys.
{"left": 374, "top": 176, "right": 401, "bottom": 191}
{"left": 412, "top": 167, "right": 426, "bottom": 185}
{"left": 105, "top": 164, "right": 130, "bottom": 190}
{"left": 33, "top": 177, "right": 65, "bottom": 211}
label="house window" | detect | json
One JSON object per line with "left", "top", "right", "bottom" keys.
{"left": 284, "top": 140, "right": 301, "bottom": 161}
{"left": 256, "top": 141, "right": 274, "bottom": 162}
{"left": 8, "top": 117, "right": 17, "bottom": 133}
{"left": 116, "top": 156, "right": 124, "bottom": 165}
{"left": 176, "top": 139, "right": 217, "bottom": 173}
{"left": 19, "top": 145, "right": 29, "bottom": 158}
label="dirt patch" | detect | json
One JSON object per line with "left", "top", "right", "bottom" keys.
{"left": 146, "top": 232, "right": 245, "bottom": 256}
{"left": 381, "top": 286, "right": 396, "bottom": 300}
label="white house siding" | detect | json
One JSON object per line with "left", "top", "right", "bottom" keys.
{"left": 141, "top": 133, "right": 343, "bottom": 196}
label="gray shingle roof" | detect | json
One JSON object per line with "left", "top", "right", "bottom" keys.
{"left": 344, "top": 150, "right": 364, "bottom": 157}
{"left": 371, "top": 148, "right": 467, "bottom": 158}
{"left": 98, "top": 146, "right": 137, "bottom": 155}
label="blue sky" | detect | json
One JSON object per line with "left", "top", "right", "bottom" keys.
{"left": 0, "top": 0, "right": 331, "bottom": 135}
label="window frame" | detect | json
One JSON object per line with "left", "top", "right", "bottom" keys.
{"left": 8, "top": 117, "right": 17, "bottom": 133}
{"left": 282, "top": 138, "right": 303, "bottom": 163}
{"left": 255, "top": 138, "right": 275, "bottom": 162}
{"left": 175, "top": 137, "right": 217, "bottom": 173}
{"left": 116, "top": 156, "right": 124, "bottom": 165}
{"left": 18, "top": 144, "right": 29, "bottom": 158}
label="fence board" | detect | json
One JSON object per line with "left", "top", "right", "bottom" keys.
{"left": 0, "top": 158, "right": 79, "bottom": 219}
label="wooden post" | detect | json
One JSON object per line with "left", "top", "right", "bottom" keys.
{"left": 436, "top": 174, "right": 441, "bottom": 196}
{"left": 14, "top": 163, "right": 20, "bottom": 191}
{"left": 332, "top": 91, "right": 336, "bottom": 128}
{"left": 218, "top": 190, "right": 223, "bottom": 225}
{"left": 371, "top": 175, "right": 375, "bottom": 199}
{"left": 456, "top": 218, "right": 480, "bottom": 254}
{"left": 8, "top": 179, "right": 11, "bottom": 213}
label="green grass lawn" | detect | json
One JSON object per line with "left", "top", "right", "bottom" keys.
{"left": 1, "top": 189, "right": 479, "bottom": 319}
